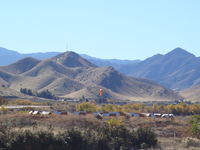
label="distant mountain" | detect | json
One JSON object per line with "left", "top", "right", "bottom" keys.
{"left": 125, "top": 48, "right": 200, "bottom": 90}
{"left": 81, "top": 54, "right": 140, "bottom": 73}
{"left": 0, "top": 47, "right": 140, "bottom": 73}
{"left": 0, "top": 51, "right": 180, "bottom": 101}
{"left": 0, "top": 47, "right": 22, "bottom": 66}
{"left": 1, "top": 57, "right": 40, "bottom": 74}
{"left": 0, "top": 47, "right": 60, "bottom": 66}
{"left": 2, "top": 46, "right": 200, "bottom": 91}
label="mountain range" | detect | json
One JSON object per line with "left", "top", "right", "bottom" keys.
{"left": 0, "top": 51, "right": 180, "bottom": 101}
{"left": 0, "top": 47, "right": 140, "bottom": 68}
{"left": 126, "top": 48, "right": 200, "bottom": 90}
{"left": 1, "top": 46, "right": 200, "bottom": 99}
{"left": 0, "top": 47, "right": 60, "bottom": 66}
{"left": 84, "top": 48, "right": 200, "bottom": 91}
{"left": 81, "top": 54, "right": 140, "bottom": 74}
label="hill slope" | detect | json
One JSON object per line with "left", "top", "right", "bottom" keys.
{"left": 53, "top": 51, "right": 96, "bottom": 68}
{"left": 180, "top": 85, "right": 200, "bottom": 102}
{"left": 0, "top": 51, "right": 181, "bottom": 101}
{"left": 126, "top": 48, "right": 200, "bottom": 90}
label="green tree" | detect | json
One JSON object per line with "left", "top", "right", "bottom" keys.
{"left": 37, "top": 90, "right": 56, "bottom": 99}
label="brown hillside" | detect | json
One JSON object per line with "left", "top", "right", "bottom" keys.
{"left": 0, "top": 51, "right": 182, "bottom": 101}
{"left": 74, "top": 66, "right": 180, "bottom": 100}
{"left": 180, "top": 85, "right": 200, "bottom": 102}
{"left": 22, "top": 59, "right": 79, "bottom": 77}
{"left": 0, "top": 86, "right": 27, "bottom": 98}
{"left": 0, "top": 69, "right": 15, "bottom": 82}
{"left": 52, "top": 51, "right": 96, "bottom": 68}
{"left": 41, "top": 77, "right": 85, "bottom": 96}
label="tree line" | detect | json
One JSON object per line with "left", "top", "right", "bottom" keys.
{"left": 20, "top": 88, "right": 57, "bottom": 100}
{"left": 77, "top": 102, "right": 200, "bottom": 115}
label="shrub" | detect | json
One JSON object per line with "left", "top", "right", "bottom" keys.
{"left": 135, "top": 127, "right": 157, "bottom": 149}
{"left": 0, "top": 107, "right": 8, "bottom": 113}
{"left": 0, "top": 96, "right": 7, "bottom": 105}
{"left": 97, "top": 124, "right": 157, "bottom": 149}
{"left": 106, "top": 118, "right": 123, "bottom": 127}
{"left": 8, "top": 130, "right": 64, "bottom": 150}
{"left": 101, "top": 104, "right": 118, "bottom": 112}
{"left": 0, "top": 124, "right": 158, "bottom": 150}
{"left": 77, "top": 102, "right": 97, "bottom": 113}
{"left": 20, "top": 88, "right": 34, "bottom": 96}
{"left": 0, "top": 132, "right": 7, "bottom": 149}
{"left": 190, "top": 115, "right": 200, "bottom": 139}
{"left": 105, "top": 125, "right": 133, "bottom": 150}
{"left": 37, "top": 90, "right": 57, "bottom": 100}
{"left": 182, "top": 137, "right": 200, "bottom": 148}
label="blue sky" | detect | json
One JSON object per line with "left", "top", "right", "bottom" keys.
{"left": 0, "top": 0, "right": 200, "bottom": 60}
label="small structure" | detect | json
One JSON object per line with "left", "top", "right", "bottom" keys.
{"left": 161, "top": 113, "right": 175, "bottom": 118}
{"left": 138, "top": 113, "right": 146, "bottom": 117}
{"left": 169, "top": 114, "right": 175, "bottom": 118}
{"left": 103, "top": 113, "right": 110, "bottom": 117}
{"left": 95, "top": 113, "right": 103, "bottom": 120}
{"left": 60, "top": 111, "right": 68, "bottom": 115}
{"left": 29, "top": 110, "right": 34, "bottom": 115}
{"left": 41, "top": 111, "right": 51, "bottom": 115}
{"left": 54, "top": 111, "right": 62, "bottom": 115}
{"left": 119, "top": 112, "right": 127, "bottom": 116}
{"left": 74, "top": 111, "right": 87, "bottom": 116}
{"left": 31, "top": 111, "right": 40, "bottom": 115}
{"left": 129, "top": 113, "right": 140, "bottom": 117}
{"left": 154, "top": 113, "right": 162, "bottom": 118}
{"left": 144, "top": 113, "right": 155, "bottom": 118}
{"left": 29, "top": 110, "right": 51, "bottom": 115}
{"left": 108, "top": 112, "right": 120, "bottom": 117}
{"left": 54, "top": 110, "right": 68, "bottom": 115}
{"left": 93, "top": 112, "right": 103, "bottom": 116}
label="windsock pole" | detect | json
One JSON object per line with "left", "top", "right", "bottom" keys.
{"left": 99, "top": 89, "right": 103, "bottom": 103}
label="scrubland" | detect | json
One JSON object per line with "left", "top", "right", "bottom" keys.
{"left": 1, "top": 99, "right": 200, "bottom": 149}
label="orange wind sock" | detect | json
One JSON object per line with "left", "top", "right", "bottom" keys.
{"left": 99, "top": 89, "right": 103, "bottom": 96}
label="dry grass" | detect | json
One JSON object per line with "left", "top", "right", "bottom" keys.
{"left": 125, "top": 116, "right": 191, "bottom": 138}
{"left": 0, "top": 113, "right": 191, "bottom": 137}
{"left": 158, "top": 137, "right": 200, "bottom": 150}
{"left": 0, "top": 113, "right": 102, "bottom": 132}
{"left": 0, "top": 112, "right": 199, "bottom": 150}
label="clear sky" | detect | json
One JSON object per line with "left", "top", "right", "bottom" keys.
{"left": 0, "top": 0, "right": 200, "bottom": 60}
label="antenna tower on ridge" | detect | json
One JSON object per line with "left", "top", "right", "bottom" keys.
{"left": 66, "top": 43, "right": 69, "bottom": 52}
